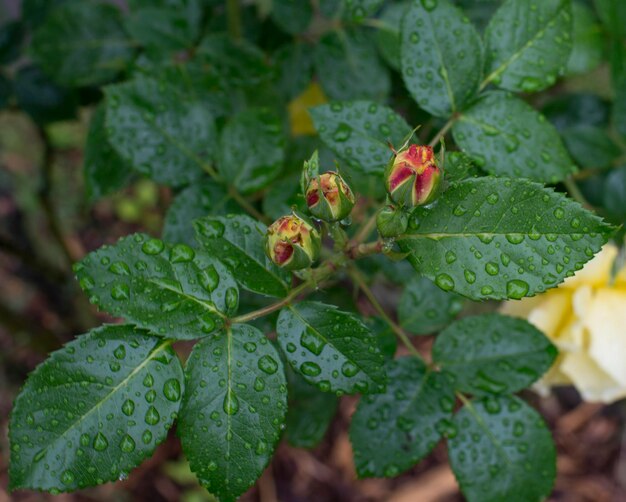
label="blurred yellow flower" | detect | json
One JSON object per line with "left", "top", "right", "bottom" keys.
{"left": 288, "top": 82, "right": 327, "bottom": 136}
{"left": 501, "top": 244, "right": 626, "bottom": 403}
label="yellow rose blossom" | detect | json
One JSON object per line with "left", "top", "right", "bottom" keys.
{"left": 501, "top": 244, "right": 626, "bottom": 403}
{"left": 287, "top": 82, "right": 327, "bottom": 136}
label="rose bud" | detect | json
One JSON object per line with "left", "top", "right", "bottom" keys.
{"left": 376, "top": 204, "right": 408, "bottom": 238}
{"left": 385, "top": 144, "right": 441, "bottom": 207}
{"left": 265, "top": 214, "right": 321, "bottom": 271}
{"left": 305, "top": 171, "right": 355, "bottom": 222}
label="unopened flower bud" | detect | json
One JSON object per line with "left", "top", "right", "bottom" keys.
{"left": 265, "top": 214, "right": 321, "bottom": 271}
{"left": 385, "top": 144, "right": 441, "bottom": 207}
{"left": 376, "top": 204, "right": 408, "bottom": 238}
{"left": 305, "top": 171, "right": 355, "bottom": 222}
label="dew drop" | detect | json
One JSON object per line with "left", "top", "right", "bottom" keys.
{"left": 223, "top": 393, "right": 240, "bottom": 416}
{"left": 122, "top": 399, "right": 135, "bottom": 416}
{"left": 110, "top": 283, "right": 130, "bottom": 301}
{"left": 142, "top": 238, "right": 164, "bottom": 255}
{"left": 145, "top": 406, "right": 160, "bottom": 425}
{"left": 258, "top": 355, "right": 278, "bottom": 374}
{"left": 435, "top": 273, "right": 455, "bottom": 291}
{"left": 300, "top": 327, "right": 326, "bottom": 356}
{"left": 93, "top": 432, "right": 108, "bottom": 451}
{"left": 300, "top": 361, "right": 322, "bottom": 377}
{"left": 506, "top": 279, "right": 529, "bottom": 299}
{"left": 61, "top": 469, "right": 75, "bottom": 485}
{"left": 170, "top": 243, "right": 195, "bottom": 263}
{"left": 120, "top": 435, "right": 136, "bottom": 453}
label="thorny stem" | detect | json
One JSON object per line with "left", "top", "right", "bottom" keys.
{"left": 231, "top": 283, "right": 308, "bottom": 324}
{"left": 428, "top": 115, "right": 458, "bottom": 147}
{"left": 347, "top": 264, "right": 423, "bottom": 360}
{"left": 360, "top": 18, "right": 396, "bottom": 32}
{"left": 352, "top": 210, "right": 378, "bottom": 244}
{"left": 200, "top": 163, "right": 271, "bottom": 224}
{"left": 564, "top": 177, "right": 593, "bottom": 209}
{"left": 231, "top": 239, "right": 384, "bottom": 324}
{"left": 227, "top": 186, "right": 271, "bottom": 224}
{"left": 456, "top": 391, "right": 471, "bottom": 408}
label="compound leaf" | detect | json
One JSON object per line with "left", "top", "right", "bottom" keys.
{"left": 178, "top": 324, "right": 287, "bottom": 502}
{"left": 448, "top": 396, "right": 556, "bottom": 502}
{"left": 350, "top": 357, "right": 455, "bottom": 477}
{"left": 433, "top": 314, "right": 557, "bottom": 395}
{"left": 452, "top": 91, "right": 576, "bottom": 183}
{"left": 483, "top": 0, "right": 573, "bottom": 93}
{"left": 9, "top": 325, "right": 183, "bottom": 492}
{"left": 276, "top": 302, "right": 386, "bottom": 394}
{"left": 396, "top": 177, "right": 614, "bottom": 300}
{"left": 74, "top": 233, "right": 239, "bottom": 339}
{"left": 194, "top": 215, "right": 291, "bottom": 298}
{"left": 400, "top": 0, "right": 482, "bottom": 117}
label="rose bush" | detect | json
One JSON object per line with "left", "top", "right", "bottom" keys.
{"left": 2, "top": 0, "right": 626, "bottom": 501}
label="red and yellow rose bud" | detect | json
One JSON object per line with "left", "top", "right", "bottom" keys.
{"left": 376, "top": 204, "right": 408, "bottom": 238}
{"left": 305, "top": 172, "right": 355, "bottom": 222}
{"left": 385, "top": 144, "right": 441, "bottom": 207}
{"left": 264, "top": 214, "right": 321, "bottom": 271}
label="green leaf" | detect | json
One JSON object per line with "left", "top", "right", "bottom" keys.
{"left": 565, "top": 1, "right": 603, "bottom": 76}
{"left": 194, "top": 215, "right": 291, "bottom": 298}
{"left": 400, "top": 0, "right": 482, "bottom": 117}
{"left": 455, "top": 0, "right": 502, "bottom": 31}
{"left": 375, "top": 1, "right": 409, "bottom": 71}
{"left": 614, "top": 72, "right": 626, "bottom": 138}
{"left": 276, "top": 302, "right": 386, "bottom": 394}
{"left": 561, "top": 125, "right": 621, "bottom": 169}
{"left": 543, "top": 92, "right": 609, "bottom": 131}
{"left": 124, "top": 4, "right": 201, "bottom": 53}
{"left": 178, "top": 324, "right": 287, "bottom": 502}
{"left": 21, "top": 0, "right": 70, "bottom": 30}
{"left": 273, "top": 43, "right": 315, "bottom": 101}
{"left": 593, "top": 0, "right": 626, "bottom": 38}
{"left": 74, "top": 233, "right": 239, "bottom": 340}
{"left": 0, "top": 21, "right": 25, "bottom": 65}
{"left": 396, "top": 177, "right": 614, "bottom": 300}
{"left": 342, "top": 0, "right": 385, "bottom": 22}
{"left": 398, "top": 276, "right": 463, "bottom": 335}
{"left": 9, "top": 325, "right": 183, "bottom": 492}
{"left": 315, "top": 29, "right": 390, "bottom": 101}
{"left": 448, "top": 396, "right": 556, "bottom": 502}
{"left": 452, "top": 91, "right": 576, "bottom": 183}
{"left": 271, "top": 0, "right": 313, "bottom": 34}
{"left": 163, "top": 180, "right": 241, "bottom": 246}
{"left": 433, "top": 314, "right": 557, "bottom": 395}
{"left": 15, "top": 65, "right": 78, "bottom": 124}
{"left": 285, "top": 365, "right": 338, "bottom": 449}
{"left": 604, "top": 166, "right": 626, "bottom": 219}
{"left": 84, "top": 104, "right": 133, "bottom": 202}
{"left": 105, "top": 75, "right": 216, "bottom": 187}
{"left": 310, "top": 101, "right": 411, "bottom": 175}
{"left": 196, "top": 34, "right": 273, "bottom": 89}
{"left": 350, "top": 357, "right": 455, "bottom": 478}
{"left": 262, "top": 172, "right": 307, "bottom": 221}
{"left": 218, "top": 108, "right": 286, "bottom": 195}
{"left": 366, "top": 317, "right": 398, "bottom": 361}
{"left": 444, "top": 151, "right": 482, "bottom": 184}
{"left": 483, "top": 0, "right": 573, "bottom": 93}
{"left": 134, "top": 57, "right": 233, "bottom": 120}
{"left": 30, "top": 2, "right": 135, "bottom": 86}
